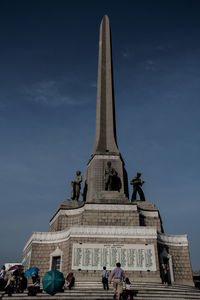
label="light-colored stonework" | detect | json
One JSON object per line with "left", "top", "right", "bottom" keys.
{"left": 72, "top": 243, "right": 157, "bottom": 271}
{"left": 49, "top": 201, "right": 162, "bottom": 233}
{"left": 23, "top": 222, "right": 193, "bottom": 284}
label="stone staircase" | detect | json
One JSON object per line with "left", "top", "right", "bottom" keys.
{"left": 1, "top": 282, "right": 200, "bottom": 300}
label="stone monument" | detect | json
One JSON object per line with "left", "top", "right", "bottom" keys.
{"left": 22, "top": 15, "right": 193, "bottom": 285}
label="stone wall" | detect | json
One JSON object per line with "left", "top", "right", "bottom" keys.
{"left": 158, "top": 233, "right": 194, "bottom": 286}
{"left": 139, "top": 214, "right": 163, "bottom": 232}
{"left": 23, "top": 233, "right": 161, "bottom": 282}
{"left": 168, "top": 245, "right": 193, "bottom": 285}
{"left": 49, "top": 202, "right": 163, "bottom": 233}
{"left": 85, "top": 155, "right": 129, "bottom": 202}
{"left": 29, "top": 241, "right": 70, "bottom": 277}
{"left": 49, "top": 213, "right": 83, "bottom": 232}
{"left": 23, "top": 226, "right": 194, "bottom": 285}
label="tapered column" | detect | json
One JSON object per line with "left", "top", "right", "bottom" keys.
{"left": 85, "top": 15, "right": 129, "bottom": 203}
{"left": 92, "top": 15, "right": 119, "bottom": 154}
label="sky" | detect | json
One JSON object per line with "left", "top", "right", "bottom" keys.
{"left": 0, "top": 0, "right": 200, "bottom": 271}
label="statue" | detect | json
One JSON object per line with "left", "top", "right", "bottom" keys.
{"left": 71, "top": 170, "right": 82, "bottom": 201}
{"left": 130, "top": 172, "right": 145, "bottom": 201}
{"left": 104, "top": 161, "right": 117, "bottom": 191}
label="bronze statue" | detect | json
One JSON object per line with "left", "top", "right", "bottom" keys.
{"left": 104, "top": 161, "right": 117, "bottom": 191}
{"left": 130, "top": 172, "right": 145, "bottom": 201}
{"left": 71, "top": 170, "right": 82, "bottom": 201}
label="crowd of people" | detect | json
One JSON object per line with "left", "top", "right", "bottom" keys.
{"left": 0, "top": 266, "right": 28, "bottom": 296}
{"left": 0, "top": 265, "right": 75, "bottom": 296}
{"left": 101, "top": 263, "right": 133, "bottom": 300}
{"left": 101, "top": 261, "right": 170, "bottom": 300}
{"left": 1, "top": 262, "right": 169, "bottom": 299}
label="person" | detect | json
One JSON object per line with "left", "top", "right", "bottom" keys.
{"left": 110, "top": 262, "right": 125, "bottom": 300}
{"left": 162, "top": 262, "right": 169, "bottom": 287}
{"left": 64, "top": 272, "right": 75, "bottom": 290}
{"left": 32, "top": 272, "right": 40, "bottom": 291}
{"left": 0, "top": 266, "right": 6, "bottom": 291}
{"left": 18, "top": 272, "right": 27, "bottom": 293}
{"left": 0, "top": 266, "right": 6, "bottom": 279}
{"left": 71, "top": 171, "right": 82, "bottom": 200}
{"left": 104, "top": 161, "right": 117, "bottom": 191}
{"left": 13, "top": 273, "right": 20, "bottom": 293}
{"left": 101, "top": 266, "right": 109, "bottom": 290}
{"left": 130, "top": 172, "right": 145, "bottom": 201}
{"left": 5, "top": 274, "right": 15, "bottom": 296}
{"left": 124, "top": 278, "right": 132, "bottom": 300}
{"left": 28, "top": 272, "right": 40, "bottom": 296}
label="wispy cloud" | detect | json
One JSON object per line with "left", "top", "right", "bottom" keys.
{"left": 122, "top": 50, "right": 133, "bottom": 59}
{"left": 155, "top": 45, "right": 166, "bottom": 51}
{"left": 22, "top": 79, "right": 91, "bottom": 107}
{"left": 90, "top": 81, "right": 97, "bottom": 88}
{"left": 143, "top": 59, "right": 158, "bottom": 71}
{"left": 122, "top": 52, "right": 129, "bottom": 58}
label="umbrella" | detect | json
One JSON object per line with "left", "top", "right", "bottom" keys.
{"left": 24, "top": 267, "right": 40, "bottom": 277}
{"left": 42, "top": 270, "right": 65, "bottom": 295}
{"left": 8, "top": 265, "right": 23, "bottom": 272}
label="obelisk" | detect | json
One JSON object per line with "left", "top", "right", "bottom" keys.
{"left": 92, "top": 15, "right": 119, "bottom": 154}
{"left": 84, "top": 15, "right": 129, "bottom": 203}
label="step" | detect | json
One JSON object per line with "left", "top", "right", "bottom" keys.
{"left": 1, "top": 283, "right": 200, "bottom": 300}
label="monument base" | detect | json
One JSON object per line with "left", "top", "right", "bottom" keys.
{"left": 23, "top": 223, "right": 193, "bottom": 285}
{"left": 23, "top": 225, "right": 161, "bottom": 283}
{"left": 23, "top": 200, "right": 193, "bottom": 286}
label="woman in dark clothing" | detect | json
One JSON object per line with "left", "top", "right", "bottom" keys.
{"left": 19, "top": 272, "right": 27, "bottom": 293}
{"left": 162, "top": 263, "right": 169, "bottom": 286}
{"left": 5, "top": 274, "right": 15, "bottom": 296}
{"left": 28, "top": 273, "right": 40, "bottom": 296}
{"left": 64, "top": 272, "right": 75, "bottom": 290}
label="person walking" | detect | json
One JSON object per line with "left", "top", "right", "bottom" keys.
{"left": 101, "top": 266, "right": 109, "bottom": 290}
{"left": 162, "top": 262, "right": 169, "bottom": 287}
{"left": 0, "top": 266, "right": 6, "bottom": 291}
{"left": 110, "top": 262, "right": 125, "bottom": 300}
{"left": 124, "top": 278, "right": 132, "bottom": 300}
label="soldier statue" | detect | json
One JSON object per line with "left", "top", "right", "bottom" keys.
{"left": 71, "top": 170, "right": 82, "bottom": 201}
{"left": 104, "top": 161, "right": 117, "bottom": 191}
{"left": 130, "top": 172, "right": 145, "bottom": 201}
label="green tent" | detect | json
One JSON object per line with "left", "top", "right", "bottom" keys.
{"left": 42, "top": 270, "right": 65, "bottom": 295}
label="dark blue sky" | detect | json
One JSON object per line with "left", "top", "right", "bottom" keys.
{"left": 0, "top": 0, "right": 200, "bottom": 270}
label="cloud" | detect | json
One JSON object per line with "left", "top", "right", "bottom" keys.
{"left": 90, "top": 81, "right": 97, "bottom": 88}
{"left": 143, "top": 59, "right": 157, "bottom": 71}
{"left": 155, "top": 45, "right": 167, "bottom": 51}
{"left": 22, "top": 79, "right": 91, "bottom": 107}
{"left": 122, "top": 50, "right": 133, "bottom": 59}
{"left": 122, "top": 52, "right": 129, "bottom": 58}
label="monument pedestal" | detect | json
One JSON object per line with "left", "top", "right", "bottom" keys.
{"left": 23, "top": 224, "right": 161, "bottom": 283}
{"left": 23, "top": 200, "right": 194, "bottom": 285}
{"left": 93, "top": 191, "right": 129, "bottom": 204}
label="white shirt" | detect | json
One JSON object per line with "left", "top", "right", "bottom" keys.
{"left": 101, "top": 269, "right": 109, "bottom": 278}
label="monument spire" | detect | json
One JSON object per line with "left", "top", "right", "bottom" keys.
{"left": 92, "top": 15, "right": 119, "bottom": 154}
{"left": 85, "top": 15, "right": 129, "bottom": 203}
